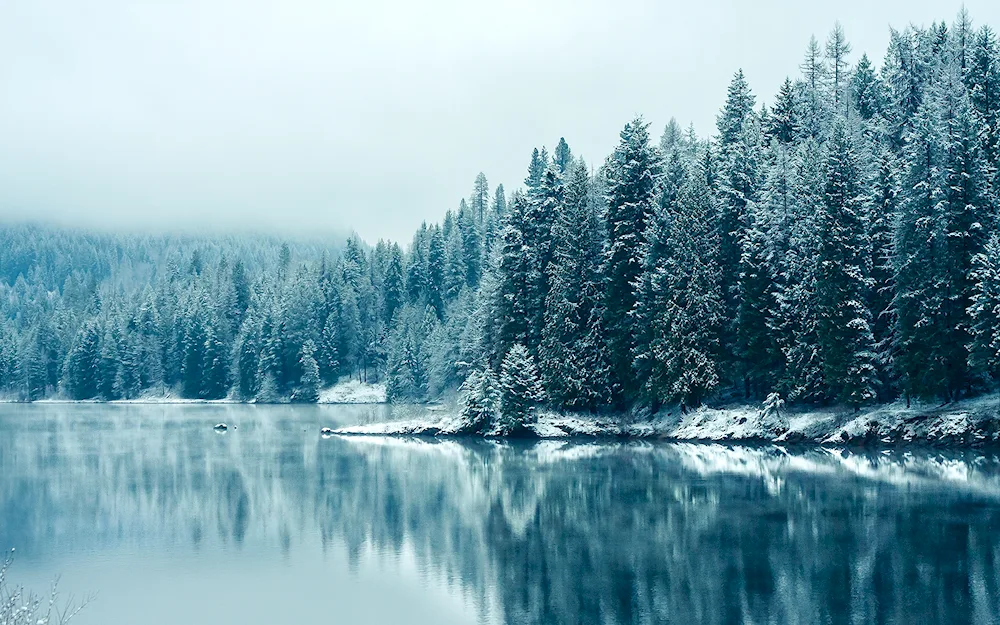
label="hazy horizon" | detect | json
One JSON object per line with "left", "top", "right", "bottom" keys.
{"left": 2, "top": 0, "right": 998, "bottom": 244}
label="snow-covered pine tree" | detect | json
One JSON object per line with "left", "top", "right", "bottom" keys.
{"left": 115, "top": 332, "right": 143, "bottom": 400}
{"left": 868, "top": 147, "right": 900, "bottom": 397}
{"left": 234, "top": 313, "right": 262, "bottom": 400}
{"left": 825, "top": 23, "right": 853, "bottom": 115}
{"left": 736, "top": 206, "right": 779, "bottom": 399}
{"left": 97, "top": 327, "right": 122, "bottom": 401}
{"left": 768, "top": 78, "right": 800, "bottom": 144}
{"left": 938, "top": 59, "right": 992, "bottom": 398}
{"left": 969, "top": 233, "right": 1000, "bottom": 384}
{"left": 525, "top": 164, "right": 563, "bottom": 356}
{"left": 458, "top": 367, "right": 501, "bottom": 433}
{"left": 660, "top": 118, "right": 683, "bottom": 154}
{"left": 636, "top": 165, "right": 722, "bottom": 410}
{"left": 773, "top": 138, "right": 825, "bottom": 402}
{"left": 469, "top": 172, "right": 489, "bottom": 222}
{"left": 894, "top": 54, "right": 990, "bottom": 400}
{"left": 799, "top": 36, "right": 831, "bottom": 138}
{"left": 815, "top": 123, "right": 878, "bottom": 408}
{"left": 426, "top": 226, "right": 446, "bottom": 318}
{"left": 201, "top": 320, "right": 230, "bottom": 399}
{"left": 851, "top": 54, "right": 885, "bottom": 121}
{"left": 540, "top": 161, "right": 611, "bottom": 411}
{"left": 456, "top": 202, "right": 482, "bottom": 288}
{"left": 882, "top": 27, "right": 934, "bottom": 150}
{"left": 718, "top": 110, "right": 763, "bottom": 389}
{"left": 524, "top": 148, "right": 547, "bottom": 194}
{"left": 294, "top": 340, "right": 320, "bottom": 403}
{"left": 604, "top": 117, "right": 662, "bottom": 402}
{"left": 553, "top": 138, "right": 573, "bottom": 174}
{"left": 63, "top": 320, "right": 102, "bottom": 399}
{"left": 443, "top": 226, "right": 467, "bottom": 301}
{"left": 494, "top": 192, "right": 534, "bottom": 362}
{"left": 969, "top": 25, "right": 1000, "bottom": 167}
{"left": 497, "top": 344, "right": 545, "bottom": 435}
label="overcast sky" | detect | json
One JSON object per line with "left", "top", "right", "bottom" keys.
{"left": 1, "top": 0, "right": 998, "bottom": 244}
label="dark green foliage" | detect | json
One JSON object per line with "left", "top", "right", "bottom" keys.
{"left": 497, "top": 344, "right": 546, "bottom": 435}
{"left": 604, "top": 118, "right": 662, "bottom": 401}
{"left": 293, "top": 340, "right": 320, "bottom": 403}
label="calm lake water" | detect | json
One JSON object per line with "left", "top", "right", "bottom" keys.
{"left": 2, "top": 404, "right": 1000, "bottom": 625}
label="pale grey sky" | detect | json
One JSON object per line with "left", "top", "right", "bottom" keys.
{"left": 1, "top": 0, "right": 997, "bottom": 243}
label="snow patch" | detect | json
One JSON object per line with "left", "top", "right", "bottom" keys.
{"left": 331, "top": 392, "right": 1000, "bottom": 447}
{"left": 318, "top": 380, "right": 387, "bottom": 404}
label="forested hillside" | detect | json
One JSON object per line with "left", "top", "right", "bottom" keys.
{"left": 3, "top": 11, "right": 1000, "bottom": 412}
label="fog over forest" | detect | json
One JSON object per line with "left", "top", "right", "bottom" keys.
{"left": 2, "top": 1, "right": 1000, "bottom": 241}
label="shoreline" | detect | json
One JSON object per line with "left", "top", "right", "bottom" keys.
{"left": 334, "top": 393, "right": 1000, "bottom": 448}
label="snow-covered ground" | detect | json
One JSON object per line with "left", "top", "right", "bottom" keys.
{"left": 334, "top": 393, "right": 1000, "bottom": 447}
{"left": 317, "top": 380, "right": 387, "bottom": 404}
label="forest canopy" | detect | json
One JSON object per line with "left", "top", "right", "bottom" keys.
{"left": 2, "top": 11, "right": 1000, "bottom": 413}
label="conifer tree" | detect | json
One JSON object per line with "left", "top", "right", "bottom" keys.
{"left": 97, "top": 328, "right": 122, "bottom": 400}
{"left": 540, "top": 161, "right": 611, "bottom": 410}
{"left": 604, "top": 118, "right": 662, "bottom": 401}
{"left": 825, "top": 22, "right": 853, "bottom": 114}
{"left": 553, "top": 138, "right": 573, "bottom": 173}
{"left": 969, "top": 233, "right": 1000, "bottom": 383}
{"left": 525, "top": 165, "right": 563, "bottom": 354}
{"left": 815, "top": 124, "right": 878, "bottom": 407}
{"left": 294, "top": 340, "right": 320, "bottom": 403}
{"left": 201, "top": 321, "right": 230, "bottom": 399}
{"left": 426, "top": 226, "right": 446, "bottom": 318}
{"left": 524, "top": 148, "right": 547, "bottom": 193}
{"left": 494, "top": 192, "right": 534, "bottom": 361}
{"left": 895, "top": 58, "right": 990, "bottom": 400}
{"left": 799, "top": 36, "right": 830, "bottom": 138}
{"left": 969, "top": 25, "right": 1000, "bottom": 167}
{"left": 852, "top": 54, "right": 884, "bottom": 121}
{"left": 636, "top": 166, "right": 722, "bottom": 409}
{"left": 382, "top": 244, "right": 405, "bottom": 324}
{"left": 63, "top": 320, "right": 102, "bottom": 399}
{"left": 234, "top": 314, "right": 262, "bottom": 400}
{"left": 768, "top": 78, "right": 800, "bottom": 143}
{"left": 497, "top": 344, "right": 545, "bottom": 435}
{"left": 458, "top": 367, "right": 502, "bottom": 433}
{"left": 457, "top": 203, "right": 482, "bottom": 288}
{"left": 470, "top": 172, "right": 490, "bottom": 221}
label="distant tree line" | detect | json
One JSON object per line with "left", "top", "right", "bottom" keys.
{"left": 2, "top": 12, "right": 1000, "bottom": 415}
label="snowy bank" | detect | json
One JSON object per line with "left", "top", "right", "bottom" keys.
{"left": 333, "top": 393, "right": 1000, "bottom": 447}
{"left": 317, "top": 380, "right": 387, "bottom": 404}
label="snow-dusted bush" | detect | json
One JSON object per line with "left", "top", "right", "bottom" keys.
{"left": 1, "top": 551, "right": 88, "bottom": 625}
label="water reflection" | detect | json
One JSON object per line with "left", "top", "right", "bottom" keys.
{"left": 2, "top": 405, "right": 1000, "bottom": 624}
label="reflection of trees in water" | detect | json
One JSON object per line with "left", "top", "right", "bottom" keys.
{"left": 2, "top": 406, "right": 1000, "bottom": 624}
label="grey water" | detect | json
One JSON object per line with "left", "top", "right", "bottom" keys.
{"left": 2, "top": 405, "right": 1000, "bottom": 625}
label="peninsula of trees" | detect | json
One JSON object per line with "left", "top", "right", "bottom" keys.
{"left": 2, "top": 12, "right": 1000, "bottom": 423}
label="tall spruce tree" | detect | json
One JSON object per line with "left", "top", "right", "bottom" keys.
{"left": 604, "top": 118, "right": 662, "bottom": 402}
{"left": 539, "top": 161, "right": 611, "bottom": 410}
{"left": 969, "top": 233, "right": 1000, "bottom": 384}
{"left": 635, "top": 166, "right": 723, "bottom": 410}
{"left": 815, "top": 124, "right": 878, "bottom": 407}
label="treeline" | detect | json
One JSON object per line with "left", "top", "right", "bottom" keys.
{"left": 3, "top": 11, "right": 1000, "bottom": 413}
{"left": 463, "top": 12, "right": 1000, "bottom": 417}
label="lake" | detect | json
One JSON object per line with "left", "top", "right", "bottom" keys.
{"left": 1, "top": 404, "right": 999, "bottom": 625}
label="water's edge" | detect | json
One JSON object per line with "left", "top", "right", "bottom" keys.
{"left": 335, "top": 393, "right": 1000, "bottom": 448}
